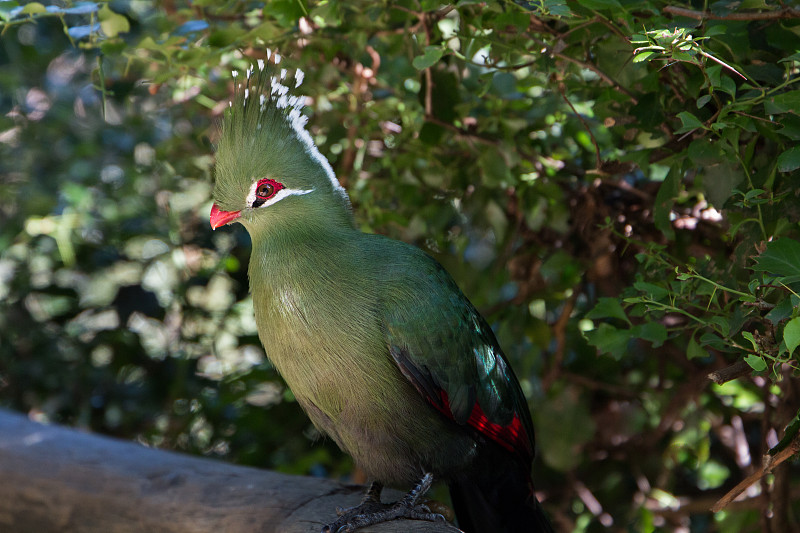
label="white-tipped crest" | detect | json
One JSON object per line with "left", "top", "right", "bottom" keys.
{"left": 226, "top": 55, "right": 346, "bottom": 200}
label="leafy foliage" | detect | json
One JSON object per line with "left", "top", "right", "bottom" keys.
{"left": 2, "top": 0, "right": 800, "bottom": 531}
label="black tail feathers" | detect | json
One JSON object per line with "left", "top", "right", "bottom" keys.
{"left": 448, "top": 467, "right": 554, "bottom": 533}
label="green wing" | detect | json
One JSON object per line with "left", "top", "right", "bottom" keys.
{"left": 379, "top": 243, "right": 535, "bottom": 463}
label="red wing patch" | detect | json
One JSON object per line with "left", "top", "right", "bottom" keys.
{"left": 436, "top": 389, "right": 534, "bottom": 464}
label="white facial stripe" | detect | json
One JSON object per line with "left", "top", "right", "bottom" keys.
{"left": 246, "top": 180, "right": 314, "bottom": 209}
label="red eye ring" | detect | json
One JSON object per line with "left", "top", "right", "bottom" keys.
{"left": 254, "top": 178, "right": 284, "bottom": 201}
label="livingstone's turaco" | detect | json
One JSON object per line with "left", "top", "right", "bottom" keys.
{"left": 209, "top": 54, "right": 555, "bottom": 533}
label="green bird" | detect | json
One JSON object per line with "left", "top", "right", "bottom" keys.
{"left": 210, "top": 57, "right": 554, "bottom": 533}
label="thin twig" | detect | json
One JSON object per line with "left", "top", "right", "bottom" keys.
{"left": 543, "top": 291, "right": 579, "bottom": 389}
{"left": 424, "top": 116, "right": 499, "bottom": 146}
{"left": 559, "top": 87, "right": 602, "bottom": 170}
{"left": 533, "top": 36, "right": 639, "bottom": 104}
{"left": 664, "top": 5, "right": 800, "bottom": 21}
{"left": 730, "top": 110, "right": 777, "bottom": 125}
{"left": 711, "top": 434, "right": 800, "bottom": 513}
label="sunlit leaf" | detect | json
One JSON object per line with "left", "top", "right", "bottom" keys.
{"left": 99, "top": 5, "right": 129, "bottom": 38}
{"left": 744, "top": 354, "right": 767, "bottom": 371}
{"left": 783, "top": 317, "right": 800, "bottom": 355}
{"left": 412, "top": 46, "right": 444, "bottom": 70}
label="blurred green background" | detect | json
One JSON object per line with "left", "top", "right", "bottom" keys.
{"left": 1, "top": 1, "right": 799, "bottom": 532}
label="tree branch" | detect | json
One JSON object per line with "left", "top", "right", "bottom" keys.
{"left": 663, "top": 5, "right": 800, "bottom": 21}
{"left": 711, "top": 433, "right": 800, "bottom": 513}
{"left": 708, "top": 359, "right": 752, "bottom": 385}
{"left": 0, "top": 409, "right": 460, "bottom": 533}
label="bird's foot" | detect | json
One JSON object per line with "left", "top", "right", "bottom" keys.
{"left": 322, "top": 473, "right": 446, "bottom": 533}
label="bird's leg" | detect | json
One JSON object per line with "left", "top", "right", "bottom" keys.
{"left": 333, "top": 481, "right": 383, "bottom": 517}
{"left": 322, "top": 473, "right": 446, "bottom": 533}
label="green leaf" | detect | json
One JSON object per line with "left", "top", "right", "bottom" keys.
{"left": 780, "top": 51, "right": 800, "bottom": 63}
{"left": 703, "top": 163, "right": 744, "bottom": 208}
{"left": 418, "top": 121, "right": 445, "bottom": 145}
{"left": 653, "top": 166, "right": 680, "bottom": 239}
{"left": 583, "top": 323, "right": 631, "bottom": 359}
{"left": 716, "top": 76, "right": 737, "bottom": 97}
{"left": 766, "top": 298, "right": 793, "bottom": 325}
{"left": 699, "top": 332, "right": 727, "bottom": 350}
{"left": 99, "top": 4, "right": 130, "bottom": 38}
{"left": 783, "top": 317, "right": 800, "bottom": 355}
{"left": 688, "top": 139, "right": 727, "bottom": 166}
{"left": 633, "top": 51, "right": 656, "bottom": 63}
{"left": 20, "top": 2, "right": 45, "bottom": 15}
{"left": 740, "top": 0, "right": 770, "bottom": 8}
{"left": 478, "top": 148, "right": 512, "bottom": 187}
{"left": 675, "top": 111, "right": 705, "bottom": 133}
{"left": 412, "top": 46, "right": 444, "bottom": 70}
{"left": 264, "top": 0, "right": 306, "bottom": 28}
{"left": 752, "top": 238, "right": 800, "bottom": 278}
{"left": 586, "top": 297, "right": 631, "bottom": 324}
{"left": 710, "top": 316, "right": 730, "bottom": 336}
{"left": 576, "top": 0, "right": 622, "bottom": 9}
{"left": 696, "top": 94, "right": 712, "bottom": 109}
{"left": 764, "top": 90, "right": 800, "bottom": 114}
{"left": 777, "top": 146, "right": 800, "bottom": 173}
{"left": 0, "top": 0, "right": 19, "bottom": 22}
{"left": 543, "top": 0, "right": 572, "bottom": 16}
{"left": 310, "top": 0, "right": 342, "bottom": 27}
{"left": 687, "top": 336, "right": 706, "bottom": 360}
{"left": 744, "top": 354, "right": 767, "bottom": 372}
{"left": 495, "top": 10, "right": 529, "bottom": 31}
{"left": 776, "top": 114, "right": 800, "bottom": 140}
{"left": 637, "top": 322, "right": 667, "bottom": 348}
{"left": 704, "top": 24, "right": 728, "bottom": 38}
{"left": 633, "top": 280, "right": 669, "bottom": 300}
{"left": 536, "top": 386, "right": 596, "bottom": 471}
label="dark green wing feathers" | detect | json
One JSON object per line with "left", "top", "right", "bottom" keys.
{"left": 381, "top": 246, "right": 535, "bottom": 466}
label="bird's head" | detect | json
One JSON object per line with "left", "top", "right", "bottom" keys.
{"left": 210, "top": 56, "right": 351, "bottom": 236}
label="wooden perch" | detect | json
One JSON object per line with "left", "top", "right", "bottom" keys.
{"left": 0, "top": 409, "right": 461, "bottom": 533}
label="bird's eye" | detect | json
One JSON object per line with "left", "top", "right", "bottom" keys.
{"left": 256, "top": 182, "right": 273, "bottom": 198}
{"left": 251, "top": 178, "right": 284, "bottom": 207}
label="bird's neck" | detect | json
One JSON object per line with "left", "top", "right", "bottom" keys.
{"left": 246, "top": 214, "right": 359, "bottom": 287}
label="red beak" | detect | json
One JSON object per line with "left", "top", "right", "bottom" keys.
{"left": 210, "top": 204, "right": 242, "bottom": 230}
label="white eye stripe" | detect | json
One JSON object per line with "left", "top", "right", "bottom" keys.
{"left": 246, "top": 181, "right": 314, "bottom": 209}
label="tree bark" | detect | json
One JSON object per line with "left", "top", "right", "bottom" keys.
{"left": 0, "top": 409, "right": 460, "bottom": 533}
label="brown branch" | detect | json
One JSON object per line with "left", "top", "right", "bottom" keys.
{"left": 0, "top": 409, "right": 458, "bottom": 533}
{"left": 649, "top": 485, "right": 800, "bottom": 517}
{"left": 711, "top": 434, "right": 800, "bottom": 513}
{"left": 543, "top": 291, "right": 579, "bottom": 389}
{"left": 560, "top": 372, "right": 639, "bottom": 398}
{"left": 708, "top": 359, "right": 752, "bottom": 385}
{"left": 663, "top": 5, "right": 800, "bottom": 21}
{"left": 424, "top": 116, "right": 500, "bottom": 147}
